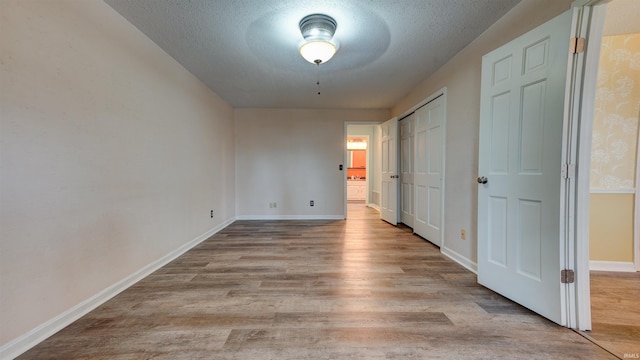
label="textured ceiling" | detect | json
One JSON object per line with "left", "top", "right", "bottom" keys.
{"left": 104, "top": 0, "right": 522, "bottom": 109}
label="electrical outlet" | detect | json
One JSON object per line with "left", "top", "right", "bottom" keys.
{"left": 310, "top": 200, "right": 314, "bottom": 207}
{"left": 460, "top": 229, "right": 466, "bottom": 240}
{"left": 210, "top": 210, "right": 214, "bottom": 219}
{"left": 269, "top": 202, "right": 277, "bottom": 208}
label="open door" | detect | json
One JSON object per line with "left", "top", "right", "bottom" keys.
{"left": 380, "top": 117, "right": 399, "bottom": 225}
{"left": 477, "top": 10, "right": 574, "bottom": 325}
{"left": 400, "top": 115, "right": 415, "bottom": 228}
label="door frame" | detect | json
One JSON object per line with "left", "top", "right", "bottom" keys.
{"left": 571, "top": 0, "right": 640, "bottom": 331}
{"left": 561, "top": 1, "right": 595, "bottom": 331}
{"left": 568, "top": 0, "right": 636, "bottom": 331}
{"left": 636, "top": 125, "right": 640, "bottom": 271}
{"left": 397, "top": 87, "right": 447, "bottom": 249}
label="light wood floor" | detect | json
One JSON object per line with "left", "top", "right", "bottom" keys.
{"left": 18, "top": 204, "right": 616, "bottom": 359}
{"left": 582, "top": 271, "right": 640, "bottom": 358}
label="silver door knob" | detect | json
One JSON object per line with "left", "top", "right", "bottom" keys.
{"left": 477, "top": 176, "right": 488, "bottom": 184}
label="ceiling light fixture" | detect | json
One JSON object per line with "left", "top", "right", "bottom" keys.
{"left": 298, "top": 14, "right": 338, "bottom": 65}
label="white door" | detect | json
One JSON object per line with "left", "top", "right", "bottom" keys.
{"left": 380, "top": 117, "right": 399, "bottom": 225}
{"left": 414, "top": 96, "right": 445, "bottom": 246}
{"left": 477, "top": 10, "right": 572, "bottom": 324}
{"left": 400, "top": 114, "right": 415, "bottom": 227}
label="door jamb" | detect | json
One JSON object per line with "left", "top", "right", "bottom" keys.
{"left": 636, "top": 124, "right": 640, "bottom": 271}
{"left": 570, "top": 0, "right": 610, "bottom": 331}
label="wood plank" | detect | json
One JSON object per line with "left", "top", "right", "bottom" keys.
{"left": 16, "top": 204, "right": 616, "bottom": 359}
{"left": 582, "top": 271, "right": 640, "bottom": 358}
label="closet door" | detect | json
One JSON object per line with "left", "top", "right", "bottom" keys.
{"left": 400, "top": 114, "right": 415, "bottom": 227}
{"left": 414, "top": 96, "right": 445, "bottom": 246}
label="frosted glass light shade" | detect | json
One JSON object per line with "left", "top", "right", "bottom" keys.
{"left": 299, "top": 40, "right": 337, "bottom": 64}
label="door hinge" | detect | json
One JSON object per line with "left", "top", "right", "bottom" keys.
{"left": 561, "top": 269, "right": 575, "bottom": 284}
{"left": 561, "top": 163, "right": 575, "bottom": 179}
{"left": 570, "top": 37, "right": 585, "bottom": 54}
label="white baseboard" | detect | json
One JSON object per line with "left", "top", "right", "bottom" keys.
{"left": 236, "top": 215, "right": 345, "bottom": 220}
{"left": 441, "top": 246, "right": 478, "bottom": 274}
{"left": 589, "top": 260, "right": 636, "bottom": 272}
{"left": 0, "top": 217, "right": 236, "bottom": 360}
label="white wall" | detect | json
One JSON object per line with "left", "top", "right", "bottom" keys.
{"left": 392, "top": 0, "right": 573, "bottom": 270}
{"left": 0, "top": 0, "right": 235, "bottom": 352}
{"left": 235, "top": 109, "right": 389, "bottom": 219}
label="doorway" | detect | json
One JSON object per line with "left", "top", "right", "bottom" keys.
{"left": 346, "top": 136, "right": 369, "bottom": 203}
{"left": 345, "top": 124, "right": 379, "bottom": 218}
{"left": 578, "top": 0, "right": 640, "bottom": 356}
{"left": 587, "top": 0, "right": 639, "bottom": 274}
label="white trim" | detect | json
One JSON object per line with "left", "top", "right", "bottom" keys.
{"left": 560, "top": 6, "right": 586, "bottom": 329}
{"left": 344, "top": 122, "right": 349, "bottom": 218}
{"left": 635, "top": 111, "right": 640, "bottom": 271}
{"left": 367, "top": 203, "right": 380, "bottom": 211}
{"left": 236, "top": 215, "right": 345, "bottom": 220}
{"left": 573, "top": 0, "right": 607, "bottom": 331}
{"left": 397, "top": 86, "right": 447, "bottom": 120}
{"left": 441, "top": 246, "right": 477, "bottom": 274}
{"left": 440, "top": 90, "right": 447, "bottom": 251}
{"left": 589, "top": 260, "right": 636, "bottom": 272}
{"left": 0, "top": 217, "right": 236, "bottom": 360}
{"left": 589, "top": 188, "right": 635, "bottom": 194}
{"left": 572, "top": 0, "right": 612, "bottom": 7}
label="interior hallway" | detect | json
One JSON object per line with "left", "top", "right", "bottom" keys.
{"left": 17, "top": 204, "right": 615, "bottom": 359}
